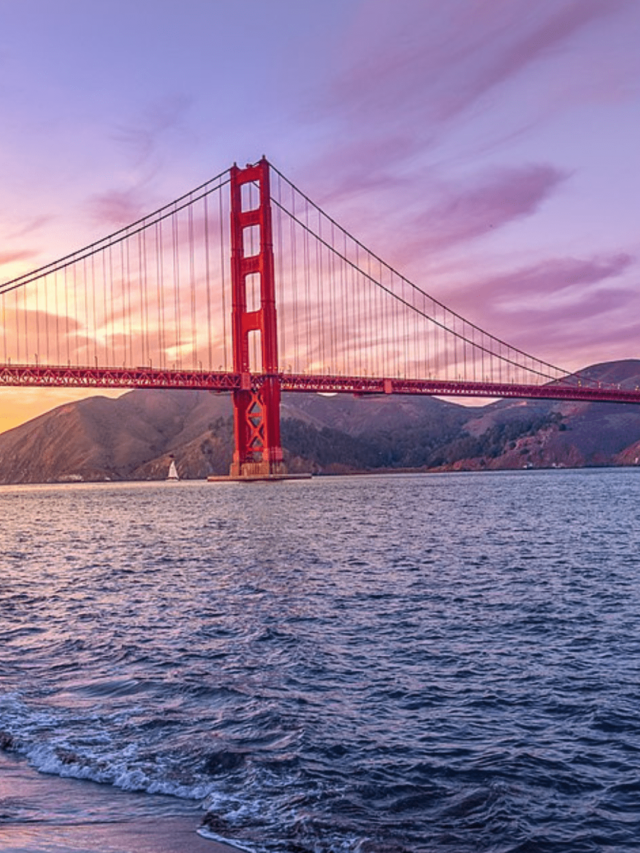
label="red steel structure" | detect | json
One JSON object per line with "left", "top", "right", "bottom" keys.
{"left": 228, "top": 158, "right": 285, "bottom": 478}
{"left": 1, "top": 365, "right": 639, "bottom": 406}
{"left": 1, "top": 156, "right": 640, "bottom": 480}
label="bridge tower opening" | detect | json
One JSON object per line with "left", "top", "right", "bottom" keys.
{"left": 228, "top": 157, "right": 286, "bottom": 479}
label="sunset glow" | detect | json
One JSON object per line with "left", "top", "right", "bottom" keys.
{"left": 1, "top": 0, "right": 638, "bottom": 430}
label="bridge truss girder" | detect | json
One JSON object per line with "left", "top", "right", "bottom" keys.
{"left": 2, "top": 366, "right": 640, "bottom": 406}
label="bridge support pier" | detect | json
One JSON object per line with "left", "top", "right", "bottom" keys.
{"left": 227, "top": 158, "right": 287, "bottom": 480}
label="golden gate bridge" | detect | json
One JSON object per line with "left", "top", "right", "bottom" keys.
{"left": 1, "top": 157, "right": 639, "bottom": 479}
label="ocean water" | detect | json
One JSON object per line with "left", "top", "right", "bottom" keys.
{"left": 1, "top": 470, "right": 640, "bottom": 852}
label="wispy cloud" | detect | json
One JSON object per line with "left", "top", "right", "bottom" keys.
{"left": 461, "top": 253, "right": 635, "bottom": 306}
{"left": 447, "top": 252, "right": 639, "bottom": 365}
{"left": 0, "top": 249, "right": 39, "bottom": 269}
{"left": 294, "top": 0, "right": 637, "bottom": 271}
{"left": 414, "top": 164, "right": 567, "bottom": 252}
{"left": 86, "top": 95, "right": 192, "bottom": 228}
{"left": 113, "top": 94, "right": 191, "bottom": 168}
{"left": 88, "top": 189, "right": 149, "bottom": 228}
{"left": 5, "top": 215, "right": 53, "bottom": 241}
{"left": 319, "top": 0, "right": 630, "bottom": 172}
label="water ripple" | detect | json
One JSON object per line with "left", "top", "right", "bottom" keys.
{"left": 1, "top": 471, "right": 640, "bottom": 851}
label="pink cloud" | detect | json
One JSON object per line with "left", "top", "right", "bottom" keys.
{"left": 0, "top": 249, "right": 38, "bottom": 270}
{"left": 415, "top": 164, "right": 567, "bottom": 251}
{"left": 309, "top": 0, "right": 632, "bottom": 187}
{"left": 84, "top": 96, "right": 192, "bottom": 230}
{"left": 335, "top": 0, "right": 630, "bottom": 124}
{"left": 7, "top": 215, "right": 52, "bottom": 240}
{"left": 524, "top": 286, "right": 632, "bottom": 323}
{"left": 88, "top": 189, "right": 150, "bottom": 228}
{"left": 502, "top": 301, "right": 640, "bottom": 371}
{"left": 293, "top": 162, "right": 568, "bottom": 285}
{"left": 460, "top": 253, "right": 634, "bottom": 303}
{"left": 442, "top": 252, "right": 635, "bottom": 342}
{"left": 444, "top": 255, "right": 639, "bottom": 368}
{"left": 431, "top": 0, "right": 631, "bottom": 121}
{"left": 295, "top": 1, "right": 636, "bottom": 259}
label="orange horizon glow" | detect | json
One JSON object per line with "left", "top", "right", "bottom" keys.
{"left": 0, "top": 388, "right": 126, "bottom": 436}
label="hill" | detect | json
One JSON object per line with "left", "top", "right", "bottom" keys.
{"left": 453, "top": 360, "right": 640, "bottom": 471}
{"left": 0, "top": 360, "right": 639, "bottom": 484}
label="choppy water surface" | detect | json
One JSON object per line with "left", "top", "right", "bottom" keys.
{"left": 2, "top": 470, "right": 640, "bottom": 852}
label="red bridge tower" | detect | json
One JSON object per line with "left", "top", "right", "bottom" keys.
{"left": 228, "top": 158, "right": 286, "bottom": 479}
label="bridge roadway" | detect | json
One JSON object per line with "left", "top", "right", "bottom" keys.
{"left": 2, "top": 364, "right": 640, "bottom": 406}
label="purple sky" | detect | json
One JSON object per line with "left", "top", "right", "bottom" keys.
{"left": 0, "top": 0, "right": 638, "bottom": 429}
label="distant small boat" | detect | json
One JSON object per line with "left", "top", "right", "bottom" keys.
{"left": 167, "top": 460, "right": 179, "bottom": 481}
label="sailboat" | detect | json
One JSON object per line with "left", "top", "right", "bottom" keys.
{"left": 167, "top": 460, "right": 179, "bottom": 481}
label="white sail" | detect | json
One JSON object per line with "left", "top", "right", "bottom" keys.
{"left": 167, "top": 460, "right": 179, "bottom": 480}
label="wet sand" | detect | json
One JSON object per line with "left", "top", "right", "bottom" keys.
{"left": 0, "top": 753, "right": 239, "bottom": 853}
{"left": 1, "top": 818, "right": 238, "bottom": 853}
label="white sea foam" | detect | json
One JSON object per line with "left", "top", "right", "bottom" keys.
{"left": 197, "top": 826, "right": 256, "bottom": 852}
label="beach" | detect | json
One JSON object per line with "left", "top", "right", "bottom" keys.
{"left": 0, "top": 752, "right": 236, "bottom": 853}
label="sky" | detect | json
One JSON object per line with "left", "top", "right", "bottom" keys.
{"left": 0, "top": 0, "right": 638, "bottom": 431}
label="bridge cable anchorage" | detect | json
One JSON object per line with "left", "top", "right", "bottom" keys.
{"left": 2, "top": 156, "right": 640, "bottom": 479}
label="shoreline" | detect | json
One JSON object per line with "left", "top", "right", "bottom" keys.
{"left": 1, "top": 818, "right": 242, "bottom": 853}
{"left": 0, "top": 753, "right": 240, "bottom": 853}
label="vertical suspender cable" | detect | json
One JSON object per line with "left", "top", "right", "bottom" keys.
{"left": 402, "top": 274, "right": 409, "bottom": 379}
{"left": 341, "top": 230, "right": 348, "bottom": 375}
{"left": 137, "top": 230, "right": 145, "bottom": 366}
{"left": 55, "top": 269, "right": 60, "bottom": 365}
{"left": 23, "top": 279, "right": 28, "bottom": 362}
{"left": 15, "top": 288, "right": 20, "bottom": 363}
{"left": 316, "top": 209, "right": 324, "bottom": 371}
{"left": 354, "top": 242, "right": 361, "bottom": 375}
{"left": 119, "top": 240, "right": 126, "bottom": 366}
{"left": 64, "top": 266, "right": 70, "bottom": 364}
{"left": 328, "top": 219, "right": 335, "bottom": 371}
{"left": 366, "top": 248, "right": 373, "bottom": 375}
{"left": 90, "top": 253, "right": 97, "bottom": 367}
{"left": 204, "top": 192, "right": 212, "bottom": 371}
{"left": 101, "top": 249, "right": 107, "bottom": 368}
{"left": 304, "top": 201, "right": 311, "bottom": 372}
{"left": 172, "top": 207, "right": 181, "bottom": 369}
{"left": 73, "top": 260, "right": 79, "bottom": 364}
{"left": 188, "top": 199, "right": 196, "bottom": 369}
{"left": 156, "top": 221, "right": 165, "bottom": 369}
{"left": 2, "top": 292, "right": 6, "bottom": 363}
{"left": 141, "top": 228, "right": 149, "bottom": 367}
{"left": 125, "top": 235, "right": 133, "bottom": 366}
{"left": 83, "top": 256, "right": 89, "bottom": 365}
{"left": 290, "top": 183, "right": 299, "bottom": 372}
{"left": 34, "top": 272, "right": 40, "bottom": 363}
{"left": 108, "top": 244, "right": 115, "bottom": 366}
{"left": 219, "top": 185, "right": 227, "bottom": 371}
{"left": 386, "top": 262, "right": 394, "bottom": 376}
{"left": 44, "top": 274, "right": 50, "bottom": 363}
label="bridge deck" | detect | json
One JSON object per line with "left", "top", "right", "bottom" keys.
{"left": 2, "top": 365, "right": 639, "bottom": 406}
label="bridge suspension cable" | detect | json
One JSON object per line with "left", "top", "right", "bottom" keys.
{"left": 268, "top": 164, "right": 573, "bottom": 389}
{"left": 0, "top": 157, "right": 616, "bottom": 398}
{"left": 1, "top": 168, "right": 233, "bottom": 374}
